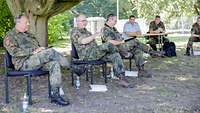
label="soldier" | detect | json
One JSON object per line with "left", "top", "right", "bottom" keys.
{"left": 147, "top": 15, "right": 169, "bottom": 51}
{"left": 101, "top": 14, "right": 152, "bottom": 78}
{"left": 123, "top": 15, "right": 162, "bottom": 56}
{"left": 3, "top": 14, "right": 70, "bottom": 106}
{"left": 185, "top": 16, "right": 200, "bottom": 56}
{"left": 70, "top": 14, "right": 133, "bottom": 88}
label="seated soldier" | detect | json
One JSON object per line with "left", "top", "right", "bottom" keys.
{"left": 101, "top": 14, "right": 152, "bottom": 78}
{"left": 123, "top": 15, "right": 163, "bottom": 56}
{"left": 185, "top": 16, "right": 200, "bottom": 56}
{"left": 70, "top": 14, "right": 133, "bottom": 88}
{"left": 147, "top": 15, "right": 169, "bottom": 51}
{"left": 4, "top": 14, "right": 70, "bottom": 106}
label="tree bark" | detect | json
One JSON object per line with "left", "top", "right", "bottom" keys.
{"left": 6, "top": 0, "right": 82, "bottom": 47}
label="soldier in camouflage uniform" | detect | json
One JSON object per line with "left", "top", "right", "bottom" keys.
{"left": 3, "top": 14, "right": 70, "bottom": 106}
{"left": 185, "top": 16, "right": 200, "bottom": 56}
{"left": 147, "top": 15, "right": 169, "bottom": 51}
{"left": 101, "top": 14, "right": 152, "bottom": 78}
{"left": 70, "top": 14, "right": 133, "bottom": 88}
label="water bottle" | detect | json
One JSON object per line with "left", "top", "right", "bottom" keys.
{"left": 22, "top": 93, "right": 28, "bottom": 112}
{"left": 76, "top": 76, "right": 80, "bottom": 89}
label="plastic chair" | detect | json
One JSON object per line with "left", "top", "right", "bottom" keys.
{"left": 70, "top": 43, "right": 107, "bottom": 85}
{"left": 4, "top": 51, "right": 50, "bottom": 105}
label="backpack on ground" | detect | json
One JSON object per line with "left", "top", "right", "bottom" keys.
{"left": 162, "top": 42, "right": 176, "bottom": 57}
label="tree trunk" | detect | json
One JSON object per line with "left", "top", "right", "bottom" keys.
{"left": 29, "top": 14, "right": 48, "bottom": 46}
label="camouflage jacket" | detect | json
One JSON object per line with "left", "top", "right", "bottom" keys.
{"left": 191, "top": 23, "right": 200, "bottom": 35}
{"left": 3, "top": 28, "right": 40, "bottom": 70}
{"left": 149, "top": 21, "right": 165, "bottom": 32}
{"left": 70, "top": 27, "right": 98, "bottom": 60}
{"left": 101, "top": 24, "right": 123, "bottom": 43}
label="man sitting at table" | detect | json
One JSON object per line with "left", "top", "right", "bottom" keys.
{"left": 123, "top": 15, "right": 163, "bottom": 56}
{"left": 147, "top": 15, "right": 169, "bottom": 51}
{"left": 185, "top": 16, "right": 200, "bottom": 56}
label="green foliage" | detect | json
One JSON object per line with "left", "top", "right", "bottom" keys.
{"left": 0, "top": 0, "right": 14, "bottom": 46}
{"left": 48, "top": 11, "right": 73, "bottom": 44}
{"left": 73, "top": 0, "right": 117, "bottom": 18}
{"left": 119, "top": 0, "right": 138, "bottom": 19}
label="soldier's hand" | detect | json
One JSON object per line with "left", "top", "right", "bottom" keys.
{"left": 33, "top": 47, "right": 45, "bottom": 54}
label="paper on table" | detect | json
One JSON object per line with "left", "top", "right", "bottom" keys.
{"left": 89, "top": 85, "right": 108, "bottom": 92}
{"left": 125, "top": 71, "right": 138, "bottom": 77}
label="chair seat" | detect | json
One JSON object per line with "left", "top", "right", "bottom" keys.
{"left": 7, "top": 69, "right": 49, "bottom": 77}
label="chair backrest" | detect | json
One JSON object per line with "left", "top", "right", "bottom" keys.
{"left": 71, "top": 43, "right": 79, "bottom": 59}
{"left": 4, "top": 51, "right": 14, "bottom": 69}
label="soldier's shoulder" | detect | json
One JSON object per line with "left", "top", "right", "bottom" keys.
{"left": 5, "top": 29, "right": 16, "bottom": 37}
{"left": 150, "top": 21, "right": 155, "bottom": 24}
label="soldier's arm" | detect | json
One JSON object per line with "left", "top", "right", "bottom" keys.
{"left": 80, "top": 32, "right": 101, "bottom": 44}
{"left": 149, "top": 22, "right": 157, "bottom": 34}
{"left": 101, "top": 28, "right": 124, "bottom": 45}
{"left": 4, "top": 36, "right": 34, "bottom": 57}
{"left": 160, "top": 22, "right": 166, "bottom": 32}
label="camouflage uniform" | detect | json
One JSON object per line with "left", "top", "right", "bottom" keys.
{"left": 70, "top": 27, "right": 125, "bottom": 76}
{"left": 101, "top": 24, "right": 144, "bottom": 67}
{"left": 3, "top": 29, "right": 69, "bottom": 89}
{"left": 147, "top": 21, "right": 169, "bottom": 51}
{"left": 187, "top": 23, "right": 200, "bottom": 48}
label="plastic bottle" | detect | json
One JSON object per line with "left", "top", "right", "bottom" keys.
{"left": 22, "top": 93, "right": 28, "bottom": 112}
{"left": 76, "top": 76, "right": 80, "bottom": 89}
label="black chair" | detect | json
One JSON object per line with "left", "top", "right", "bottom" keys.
{"left": 70, "top": 43, "right": 107, "bottom": 85}
{"left": 4, "top": 51, "right": 50, "bottom": 105}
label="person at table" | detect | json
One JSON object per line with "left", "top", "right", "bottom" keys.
{"left": 123, "top": 15, "right": 163, "bottom": 56}
{"left": 185, "top": 16, "right": 200, "bottom": 56}
{"left": 147, "top": 15, "right": 169, "bottom": 51}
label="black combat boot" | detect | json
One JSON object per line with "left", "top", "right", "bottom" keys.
{"left": 184, "top": 47, "right": 190, "bottom": 56}
{"left": 138, "top": 65, "right": 152, "bottom": 78}
{"left": 51, "top": 87, "right": 70, "bottom": 106}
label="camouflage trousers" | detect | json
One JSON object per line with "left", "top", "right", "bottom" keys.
{"left": 187, "top": 36, "right": 200, "bottom": 48}
{"left": 21, "top": 48, "right": 69, "bottom": 89}
{"left": 146, "top": 36, "right": 169, "bottom": 51}
{"left": 117, "top": 39, "right": 146, "bottom": 67}
{"left": 83, "top": 42, "right": 125, "bottom": 76}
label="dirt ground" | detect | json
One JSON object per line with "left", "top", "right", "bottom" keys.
{"left": 0, "top": 45, "right": 200, "bottom": 113}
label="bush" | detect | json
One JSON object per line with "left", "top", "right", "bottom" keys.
{"left": 48, "top": 11, "right": 73, "bottom": 44}
{"left": 0, "top": 0, "right": 14, "bottom": 47}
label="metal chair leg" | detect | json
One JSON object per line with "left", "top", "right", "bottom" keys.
{"left": 104, "top": 63, "right": 107, "bottom": 83}
{"left": 5, "top": 75, "right": 9, "bottom": 103}
{"left": 129, "top": 59, "right": 132, "bottom": 71}
{"left": 27, "top": 75, "right": 32, "bottom": 105}
{"left": 86, "top": 69, "right": 89, "bottom": 81}
{"left": 90, "top": 66, "right": 94, "bottom": 84}
{"left": 71, "top": 71, "right": 74, "bottom": 86}
{"left": 48, "top": 75, "right": 51, "bottom": 98}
